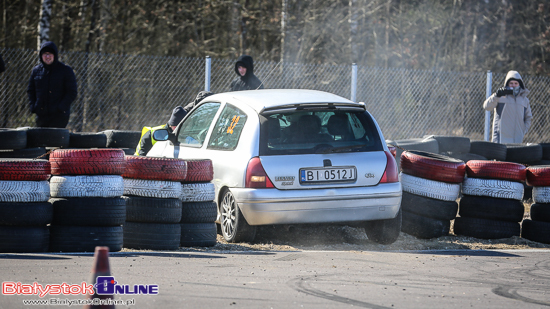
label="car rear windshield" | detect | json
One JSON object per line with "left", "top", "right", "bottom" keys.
{"left": 259, "top": 110, "right": 383, "bottom": 156}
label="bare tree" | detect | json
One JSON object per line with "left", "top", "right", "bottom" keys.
{"left": 37, "top": 0, "right": 52, "bottom": 49}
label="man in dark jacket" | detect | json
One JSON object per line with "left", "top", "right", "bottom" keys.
{"left": 134, "top": 106, "right": 187, "bottom": 156}
{"left": 27, "top": 41, "right": 78, "bottom": 128}
{"left": 229, "top": 55, "right": 264, "bottom": 91}
{"left": 183, "top": 91, "right": 214, "bottom": 114}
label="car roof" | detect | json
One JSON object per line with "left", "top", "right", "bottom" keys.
{"left": 204, "top": 89, "right": 362, "bottom": 113}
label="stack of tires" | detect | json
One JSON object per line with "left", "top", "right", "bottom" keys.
{"left": 0, "top": 159, "right": 51, "bottom": 252}
{"left": 522, "top": 166, "right": 550, "bottom": 244}
{"left": 48, "top": 149, "right": 126, "bottom": 252}
{"left": 180, "top": 159, "right": 217, "bottom": 247}
{"left": 389, "top": 138, "right": 439, "bottom": 170}
{"left": 455, "top": 160, "right": 525, "bottom": 239}
{"left": 69, "top": 132, "right": 108, "bottom": 149}
{"left": 122, "top": 156, "right": 187, "bottom": 250}
{"left": 0, "top": 128, "right": 69, "bottom": 159}
{"left": 505, "top": 143, "right": 543, "bottom": 201}
{"left": 429, "top": 135, "right": 486, "bottom": 162}
{"left": 469, "top": 141, "right": 507, "bottom": 162}
{"left": 102, "top": 130, "right": 141, "bottom": 155}
{"left": 399, "top": 151, "right": 464, "bottom": 239}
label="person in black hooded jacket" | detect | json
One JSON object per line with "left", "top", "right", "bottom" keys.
{"left": 27, "top": 41, "right": 78, "bottom": 128}
{"left": 229, "top": 55, "right": 264, "bottom": 91}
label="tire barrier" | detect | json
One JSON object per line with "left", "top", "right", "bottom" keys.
{"left": 69, "top": 132, "right": 107, "bottom": 148}
{"left": 0, "top": 129, "right": 27, "bottom": 150}
{"left": 526, "top": 166, "right": 550, "bottom": 187}
{"left": 505, "top": 143, "right": 543, "bottom": 164}
{"left": 123, "top": 178, "right": 183, "bottom": 199}
{"left": 180, "top": 222, "right": 217, "bottom": 247}
{"left": 454, "top": 217, "right": 520, "bottom": 239}
{"left": 102, "top": 130, "right": 141, "bottom": 148}
{"left": 424, "top": 135, "right": 471, "bottom": 154}
{"left": 184, "top": 159, "right": 214, "bottom": 183}
{"left": 0, "top": 180, "right": 50, "bottom": 202}
{"left": 181, "top": 182, "right": 216, "bottom": 202}
{"left": 400, "top": 151, "right": 465, "bottom": 183}
{"left": 49, "top": 225, "right": 123, "bottom": 252}
{"left": 123, "top": 156, "right": 188, "bottom": 181}
{"left": 123, "top": 222, "right": 181, "bottom": 250}
{"left": 466, "top": 160, "right": 526, "bottom": 183}
{"left": 123, "top": 196, "right": 182, "bottom": 223}
{"left": 50, "top": 149, "right": 126, "bottom": 176}
{"left": 0, "top": 159, "right": 51, "bottom": 181}
{"left": 18, "top": 127, "right": 70, "bottom": 148}
{"left": 50, "top": 175, "right": 124, "bottom": 198}
{"left": 400, "top": 173, "right": 461, "bottom": 202}
{"left": 462, "top": 178, "right": 524, "bottom": 201}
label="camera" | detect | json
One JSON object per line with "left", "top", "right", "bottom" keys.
{"left": 503, "top": 87, "right": 514, "bottom": 95}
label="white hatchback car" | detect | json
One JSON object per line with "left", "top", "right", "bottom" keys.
{"left": 148, "top": 89, "right": 402, "bottom": 244}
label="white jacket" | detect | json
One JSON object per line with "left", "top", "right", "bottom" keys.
{"left": 483, "top": 71, "right": 532, "bottom": 144}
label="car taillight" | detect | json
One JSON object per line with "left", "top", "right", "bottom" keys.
{"left": 380, "top": 151, "right": 399, "bottom": 183}
{"left": 245, "top": 157, "right": 275, "bottom": 188}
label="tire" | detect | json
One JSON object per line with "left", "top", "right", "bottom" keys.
{"left": 453, "top": 217, "right": 520, "bottom": 239}
{"left": 400, "top": 191, "right": 458, "bottom": 221}
{"left": 49, "top": 149, "right": 126, "bottom": 176}
{"left": 123, "top": 196, "right": 182, "bottom": 223}
{"left": 0, "top": 202, "right": 53, "bottom": 226}
{"left": 469, "top": 141, "right": 507, "bottom": 161}
{"left": 449, "top": 153, "right": 487, "bottom": 163}
{"left": 184, "top": 160, "right": 214, "bottom": 183}
{"left": 50, "top": 197, "right": 126, "bottom": 226}
{"left": 123, "top": 222, "right": 181, "bottom": 250}
{"left": 103, "top": 130, "right": 141, "bottom": 148}
{"left": 50, "top": 175, "right": 124, "bottom": 198}
{"left": 529, "top": 204, "right": 550, "bottom": 223}
{"left": 0, "top": 226, "right": 49, "bottom": 253}
{"left": 180, "top": 222, "right": 217, "bottom": 247}
{"left": 123, "top": 156, "right": 188, "bottom": 181}
{"left": 462, "top": 177, "right": 524, "bottom": 201}
{"left": 533, "top": 187, "right": 550, "bottom": 204}
{"left": 394, "top": 138, "right": 439, "bottom": 169}
{"left": 364, "top": 208, "right": 402, "bottom": 244}
{"left": 0, "top": 129, "right": 27, "bottom": 150}
{"left": 526, "top": 166, "right": 550, "bottom": 187}
{"left": 0, "top": 180, "right": 49, "bottom": 202}
{"left": 181, "top": 182, "right": 215, "bottom": 202}
{"left": 50, "top": 225, "right": 123, "bottom": 252}
{"left": 400, "top": 173, "right": 461, "bottom": 202}
{"left": 123, "top": 178, "right": 182, "bottom": 199}
{"left": 181, "top": 201, "right": 217, "bottom": 223}
{"left": 121, "top": 148, "right": 136, "bottom": 156}
{"left": 521, "top": 219, "right": 550, "bottom": 244}
{"left": 0, "top": 147, "right": 47, "bottom": 159}
{"left": 69, "top": 132, "right": 107, "bottom": 148}
{"left": 401, "top": 210, "right": 450, "bottom": 239}
{"left": 466, "top": 160, "right": 526, "bottom": 182}
{"left": 19, "top": 127, "right": 70, "bottom": 148}
{"left": 220, "top": 189, "right": 256, "bottom": 243}
{"left": 424, "top": 135, "right": 470, "bottom": 154}
{"left": 458, "top": 194, "right": 524, "bottom": 222}
{"left": 505, "top": 143, "right": 543, "bottom": 164}
{"left": 0, "top": 159, "right": 51, "bottom": 181}
{"left": 400, "top": 150, "right": 465, "bottom": 183}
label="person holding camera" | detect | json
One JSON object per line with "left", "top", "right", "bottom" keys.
{"left": 483, "top": 70, "right": 532, "bottom": 144}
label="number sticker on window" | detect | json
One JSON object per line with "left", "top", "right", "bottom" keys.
{"left": 227, "top": 115, "right": 240, "bottom": 134}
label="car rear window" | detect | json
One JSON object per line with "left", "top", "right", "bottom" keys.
{"left": 259, "top": 110, "right": 383, "bottom": 155}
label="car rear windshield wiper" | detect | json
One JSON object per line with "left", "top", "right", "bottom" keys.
{"left": 316, "top": 144, "right": 366, "bottom": 154}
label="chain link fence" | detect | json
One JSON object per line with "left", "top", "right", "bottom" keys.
{"left": 1, "top": 48, "right": 549, "bottom": 142}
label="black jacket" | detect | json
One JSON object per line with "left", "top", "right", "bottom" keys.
{"left": 229, "top": 55, "right": 264, "bottom": 91}
{"left": 27, "top": 41, "right": 78, "bottom": 118}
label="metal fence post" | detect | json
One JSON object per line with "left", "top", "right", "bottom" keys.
{"left": 351, "top": 63, "right": 357, "bottom": 102}
{"left": 205, "top": 56, "right": 211, "bottom": 91}
{"left": 484, "top": 70, "right": 492, "bottom": 141}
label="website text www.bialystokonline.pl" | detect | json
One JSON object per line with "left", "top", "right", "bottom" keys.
{"left": 22, "top": 298, "right": 136, "bottom": 306}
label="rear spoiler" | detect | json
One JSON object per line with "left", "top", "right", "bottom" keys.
{"left": 260, "top": 102, "right": 366, "bottom": 115}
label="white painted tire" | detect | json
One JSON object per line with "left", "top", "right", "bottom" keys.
{"left": 400, "top": 173, "right": 460, "bottom": 202}
{"left": 181, "top": 182, "right": 215, "bottom": 202}
{"left": 124, "top": 178, "right": 183, "bottom": 199}
{"left": 533, "top": 187, "right": 550, "bottom": 203}
{"left": 462, "top": 177, "right": 524, "bottom": 201}
{"left": 0, "top": 180, "right": 49, "bottom": 202}
{"left": 50, "top": 175, "right": 124, "bottom": 198}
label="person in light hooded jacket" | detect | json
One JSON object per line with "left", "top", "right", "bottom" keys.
{"left": 483, "top": 70, "right": 532, "bottom": 144}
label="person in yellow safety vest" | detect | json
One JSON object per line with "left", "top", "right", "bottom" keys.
{"left": 134, "top": 106, "right": 186, "bottom": 156}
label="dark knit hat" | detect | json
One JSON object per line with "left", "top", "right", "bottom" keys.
{"left": 168, "top": 106, "right": 186, "bottom": 126}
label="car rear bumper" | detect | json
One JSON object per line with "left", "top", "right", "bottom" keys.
{"left": 231, "top": 183, "right": 402, "bottom": 225}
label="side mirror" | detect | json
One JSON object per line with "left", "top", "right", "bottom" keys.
{"left": 152, "top": 129, "right": 170, "bottom": 141}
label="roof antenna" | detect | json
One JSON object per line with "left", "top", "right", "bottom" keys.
{"left": 256, "top": 60, "right": 283, "bottom": 90}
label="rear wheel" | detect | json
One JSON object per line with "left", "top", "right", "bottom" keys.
{"left": 363, "top": 208, "right": 402, "bottom": 245}
{"left": 220, "top": 189, "right": 256, "bottom": 243}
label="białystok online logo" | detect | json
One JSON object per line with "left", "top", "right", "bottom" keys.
{"left": 2, "top": 277, "right": 158, "bottom": 297}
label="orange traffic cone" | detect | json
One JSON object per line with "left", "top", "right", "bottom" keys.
{"left": 83, "top": 246, "right": 115, "bottom": 309}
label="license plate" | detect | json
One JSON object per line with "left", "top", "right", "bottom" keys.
{"left": 300, "top": 166, "right": 357, "bottom": 183}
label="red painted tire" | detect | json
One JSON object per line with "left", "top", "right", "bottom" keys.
{"left": 123, "top": 156, "right": 188, "bottom": 181}
{"left": 466, "top": 160, "right": 526, "bottom": 182}
{"left": 400, "top": 151, "right": 465, "bottom": 183}
{"left": 184, "top": 159, "right": 214, "bottom": 183}
{"left": 526, "top": 165, "right": 550, "bottom": 187}
{"left": 49, "top": 149, "right": 126, "bottom": 175}
{"left": 0, "top": 159, "right": 51, "bottom": 181}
